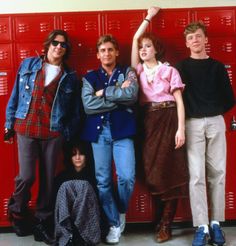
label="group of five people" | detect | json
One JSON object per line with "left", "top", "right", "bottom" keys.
{"left": 4, "top": 6, "right": 235, "bottom": 246}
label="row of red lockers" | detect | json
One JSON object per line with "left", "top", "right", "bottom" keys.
{"left": 0, "top": 6, "right": 236, "bottom": 226}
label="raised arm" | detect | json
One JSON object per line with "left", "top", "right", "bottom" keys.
{"left": 131, "top": 6, "right": 160, "bottom": 68}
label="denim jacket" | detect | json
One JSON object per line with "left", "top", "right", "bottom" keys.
{"left": 5, "top": 56, "right": 81, "bottom": 141}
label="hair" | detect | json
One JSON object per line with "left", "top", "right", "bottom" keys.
{"left": 63, "top": 140, "right": 92, "bottom": 170}
{"left": 43, "top": 29, "right": 71, "bottom": 60}
{"left": 138, "top": 32, "right": 165, "bottom": 61}
{"left": 183, "top": 21, "right": 207, "bottom": 38}
{"left": 96, "top": 34, "right": 119, "bottom": 52}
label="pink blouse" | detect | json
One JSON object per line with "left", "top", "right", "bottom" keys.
{"left": 136, "top": 63, "right": 185, "bottom": 105}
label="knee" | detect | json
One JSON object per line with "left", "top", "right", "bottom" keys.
{"left": 118, "top": 175, "right": 135, "bottom": 187}
{"left": 16, "top": 175, "right": 35, "bottom": 187}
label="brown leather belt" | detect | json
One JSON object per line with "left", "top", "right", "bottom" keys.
{"left": 144, "top": 101, "right": 176, "bottom": 112}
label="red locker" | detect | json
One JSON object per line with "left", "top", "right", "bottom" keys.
{"left": 0, "top": 6, "right": 236, "bottom": 227}
{"left": 14, "top": 15, "right": 56, "bottom": 41}
{"left": 103, "top": 10, "right": 145, "bottom": 66}
{"left": 152, "top": 8, "right": 191, "bottom": 38}
{"left": 0, "top": 44, "right": 13, "bottom": 68}
{"left": 60, "top": 12, "right": 102, "bottom": 76}
{"left": 194, "top": 8, "right": 235, "bottom": 36}
{"left": 206, "top": 37, "right": 236, "bottom": 63}
{"left": 0, "top": 70, "right": 17, "bottom": 227}
{"left": 0, "top": 16, "right": 12, "bottom": 41}
{"left": 15, "top": 42, "right": 44, "bottom": 67}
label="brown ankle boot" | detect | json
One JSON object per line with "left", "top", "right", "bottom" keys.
{"left": 156, "top": 224, "right": 171, "bottom": 243}
{"left": 155, "top": 199, "right": 178, "bottom": 243}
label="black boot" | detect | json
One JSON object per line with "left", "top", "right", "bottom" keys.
{"left": 8, "top": 197, "right": 32, "bottom": 237}
{"left": 9, "top": 212, "right": 32, "bottom": 237}
{"left": 33, "top": 218, "right": 55, "bottom": 245}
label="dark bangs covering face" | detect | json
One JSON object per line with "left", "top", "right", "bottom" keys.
{"left": 64, "top": 141, "right": 91, "bottom": 168}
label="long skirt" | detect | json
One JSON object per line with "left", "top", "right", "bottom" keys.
{"left": 142, "top": 107, "right": 189, "bottom": 200}
{"left": 54, "top": 180, "right": 101, "bottom": 245}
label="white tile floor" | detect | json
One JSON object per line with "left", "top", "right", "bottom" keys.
{"left": 0, "top": 223, "right": 236, "bottom": 246}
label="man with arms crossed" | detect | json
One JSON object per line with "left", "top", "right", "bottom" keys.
{"left": 81, "top": 34, "right": 138, "bottom": 244}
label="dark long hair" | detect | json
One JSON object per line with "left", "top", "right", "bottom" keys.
{"left": 63, "top": 140, "right": 93, "bottom": 170}
{"left": 43, "top": 29, "right": 72, "bottom": 60}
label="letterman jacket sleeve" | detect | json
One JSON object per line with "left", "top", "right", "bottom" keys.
{"left": 82, "top": 77, "right": 117, "bottom": 115}
{"left": 104, "top": 67, "right": 138, "bottom": 105}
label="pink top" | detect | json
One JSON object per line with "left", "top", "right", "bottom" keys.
{"left": 136, "top": 63, "right": 185, "bottom": 105}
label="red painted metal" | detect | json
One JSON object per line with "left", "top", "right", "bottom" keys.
{"left": 0, "top": 7, "right": 235, "bottom": 227}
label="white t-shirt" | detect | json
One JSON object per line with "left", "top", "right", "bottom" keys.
{"left": 44, "top": 62, "right": 61, "bottom": 86}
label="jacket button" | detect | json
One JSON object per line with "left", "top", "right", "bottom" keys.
{"left": 101, "top": 116, "right": 104, "bottom": 119}
{"left": 97, "top": 126, "right": 100, "bottom": 130}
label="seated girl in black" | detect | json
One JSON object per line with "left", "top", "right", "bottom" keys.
{"left": 54, "top": 141, "right": 101, "bottom": 246}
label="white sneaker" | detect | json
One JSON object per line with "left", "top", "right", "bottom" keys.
{"left": 106, "top": 226, "right": 121, "bottom": 244}
{"left": 119, "top": 213, "right": 126, "bottom": 233}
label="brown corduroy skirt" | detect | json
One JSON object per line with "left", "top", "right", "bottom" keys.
{"left": 142, "top": 106, "right": 189, "bottom": 200}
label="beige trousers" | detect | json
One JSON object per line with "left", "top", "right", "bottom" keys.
{"left": 186, "top": 115, "right": 226, "bottom": 226}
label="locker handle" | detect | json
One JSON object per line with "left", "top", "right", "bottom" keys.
{"left": 230, "top": 116, "right": 236, "bottom": 131}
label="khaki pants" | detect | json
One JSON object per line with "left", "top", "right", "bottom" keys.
{"left": 186, "top": 115, "right": 226, "bottom": 226}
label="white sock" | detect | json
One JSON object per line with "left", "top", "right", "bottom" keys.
{"left": 199, "top": 224, "right": 209, "bottom": 234}
{"left": 210, "top": 220, "right": 220, "bottom": 228}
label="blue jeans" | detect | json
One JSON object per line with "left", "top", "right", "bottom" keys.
{"left": 92, "top": 123, "right": 135, "bottom": 227}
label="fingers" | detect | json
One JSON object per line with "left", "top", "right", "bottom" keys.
{"left": 121, "top": 80, "right": 131, "bottom": 88}
{"left": 175, "top": 136, "right": 185, "bottom": 149}
{"left": 4, "top": 139, "right": 14, "bottom": 144}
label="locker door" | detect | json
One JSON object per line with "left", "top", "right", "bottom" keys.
{"left": 60, "top": 12, "right": 102, "bottom": 77}
{"left": 0, "top": 16, "right": 15, "bottom": 227}
{"left": 193, "top": 8, "right": 235, "bottom": 37}
{"left": 126, "top": 180, "right": 155, "bottom": 222}
{"left": 159, "top": 38, "right": 189, "bottom": 65}
{"left": 206, "top": 37, "right": 236, "bottom": 63}
{"left": 0, "top": 16, "right": 12, "bottom": 41}
{"left": 0, "top": 71, "right": 17, "bottom": 227}
{"left": 15, "top": 42, "right": 44, "bottom": 67}
{"left": 225, "top": 108, "right": 236, "bottom": 219}
{"left": 151, "top": 9, "right": 191, "bottom": 38}
{"left": 14, "top": 15, "right": 56, "bottom": 42}
{"left": 103, "top": 11, "right": 144, "bottom": 66}
{"left": 151, "top": 9, "right": 191, "bottom": 65}
{"left": 0, "top": 44, "right": 13, "bottom": 72}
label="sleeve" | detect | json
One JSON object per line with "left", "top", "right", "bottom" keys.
{"left": 5, "top": 64, "right": 22, "bottom": 129}
{"left": 104, "top": 67, "right": 139, "bottom": 105}
{"left": 219, "top": 64, "right": 235, "bottom": 113}
{"left": 63, "top": 76, "right": 82, "bottom": 141}
{"left": 82, "top": 77, "right": 117, "bottom": 115}
{"left": 169, "top": 66, "right": 185, "bottom": 94}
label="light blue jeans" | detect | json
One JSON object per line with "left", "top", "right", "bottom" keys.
{"left": 92, "top": 122, "right": 135, "bottom": 227}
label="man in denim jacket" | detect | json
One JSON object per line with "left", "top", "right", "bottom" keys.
{"left": 4, "top": 30, "right": 81, "bottom": 244}
{"left": 81, "top": 34, "right": 138, "bottom": 244}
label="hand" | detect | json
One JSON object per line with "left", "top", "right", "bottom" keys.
{"left": 4, "top": 128, "right": 15, "bottom": 144}
{"left": 121, "top": 80, "right": 131, "bottom": 88}
{"left": 175, "top": 129, "right": 185, "bottom": 149}
{"left": 95, "top": 89, "right": 104, "bottom": 97}
{"left": 147, "top": 6, "right": 161, "bottom": 19}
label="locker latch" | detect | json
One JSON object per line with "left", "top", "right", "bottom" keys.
{"left": 230, "top": 116, "right": 236, "bottom": 131}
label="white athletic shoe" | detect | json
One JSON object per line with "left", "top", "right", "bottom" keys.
{"left": 106, "top": 226, "right": 121, "bottom": 244}
{"left": 119, "top": 213, "right": 126, "bottom": 233}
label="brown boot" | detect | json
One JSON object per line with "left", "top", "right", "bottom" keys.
{"left": 155, "top": 199, "right": 177, "bottom": 243}
{"left": 156, "top": 224, "right": 171, "bottom": 243}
